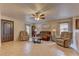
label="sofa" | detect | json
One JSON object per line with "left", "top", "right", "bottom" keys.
{"left": 40, "top": 31, "right": 51, "bottom": 41}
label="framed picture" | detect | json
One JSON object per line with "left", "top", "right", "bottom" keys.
{"left": 76, "top": 19, "right": 79, "bottom": 29}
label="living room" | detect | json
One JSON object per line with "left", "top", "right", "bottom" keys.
{"left": 0, "top": 3, "right": 79, "bottom": 56}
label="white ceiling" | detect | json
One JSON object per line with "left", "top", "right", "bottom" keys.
{"left": 1, "top": 3, "right": 79, "bottom": 22}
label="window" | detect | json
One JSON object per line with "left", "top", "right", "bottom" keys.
{"left": 60, "top": 23, "right": 69, "bottom": 34}
{"left": 25, "top": 25, "right": 30, "bottom": 35}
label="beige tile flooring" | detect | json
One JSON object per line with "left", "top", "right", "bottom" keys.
{"left": 0, "top": 41, "right": 79, "bottom": 56}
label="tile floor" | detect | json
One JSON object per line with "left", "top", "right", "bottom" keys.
{"left": 0, "top": 41, "right": 79, "bottom": 56}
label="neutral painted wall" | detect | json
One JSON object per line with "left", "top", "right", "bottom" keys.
{"left": 0, "top": 16, "right": 25, "bottom": 43}
{"left": 0, "top": 13, "right": 1, "bottom": 47}
{"left": 76, "top": 31, "right": 79, "bottom": 51}
{"left": 72, "top": 16, "right": 79, "bottom": 52}
{"left": 75, "top": 17, "right": 79, "bottom": 52}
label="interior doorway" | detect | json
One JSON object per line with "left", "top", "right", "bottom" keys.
{"left": 1, "top": 19, "right": 14, "bottom": 42}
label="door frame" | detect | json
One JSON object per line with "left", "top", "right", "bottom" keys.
{"left": 1, "top": 19, "right": 14, "bottom": 42}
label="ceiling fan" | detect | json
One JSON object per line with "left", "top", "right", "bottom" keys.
{"left": 32, "top": 11, "right": 45, "bottom": 21}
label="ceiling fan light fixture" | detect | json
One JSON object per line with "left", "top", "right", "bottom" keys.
{"left": 35, "top": 17, "right": 40, "bottom": 21}
{"left": 32, "top": 11, "right": 45, "bottom": 21}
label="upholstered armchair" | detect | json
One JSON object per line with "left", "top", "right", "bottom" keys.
{"left": 56, "top": 32, "right": 72, "bottom": 48}
{"left": 18, "top": 31, "right": 29, "bottom": 41}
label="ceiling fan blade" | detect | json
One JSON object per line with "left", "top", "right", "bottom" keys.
{"left": 40, "top": 17, "right": 45, "bottom": 19}
{"left": 32, "top": 14, "right": 36, "bottom": 16}
{"left": 40, "top": 14, "right": 45, "bottom": 16}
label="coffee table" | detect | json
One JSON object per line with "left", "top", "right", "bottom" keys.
{"left": 32, "top": 37, "right": 41, "bottom": 43}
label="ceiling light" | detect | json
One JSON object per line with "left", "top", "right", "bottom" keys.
{"left": 32, "top": 12, "right": 45, "bottom": 21}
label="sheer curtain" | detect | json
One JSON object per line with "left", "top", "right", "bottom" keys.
{"left": 25, "top": 25, "right": 30, "bottom": 35}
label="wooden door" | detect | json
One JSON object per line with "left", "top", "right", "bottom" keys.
{"left": 1, "top": 20, "right": 14, "bottom": 42}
